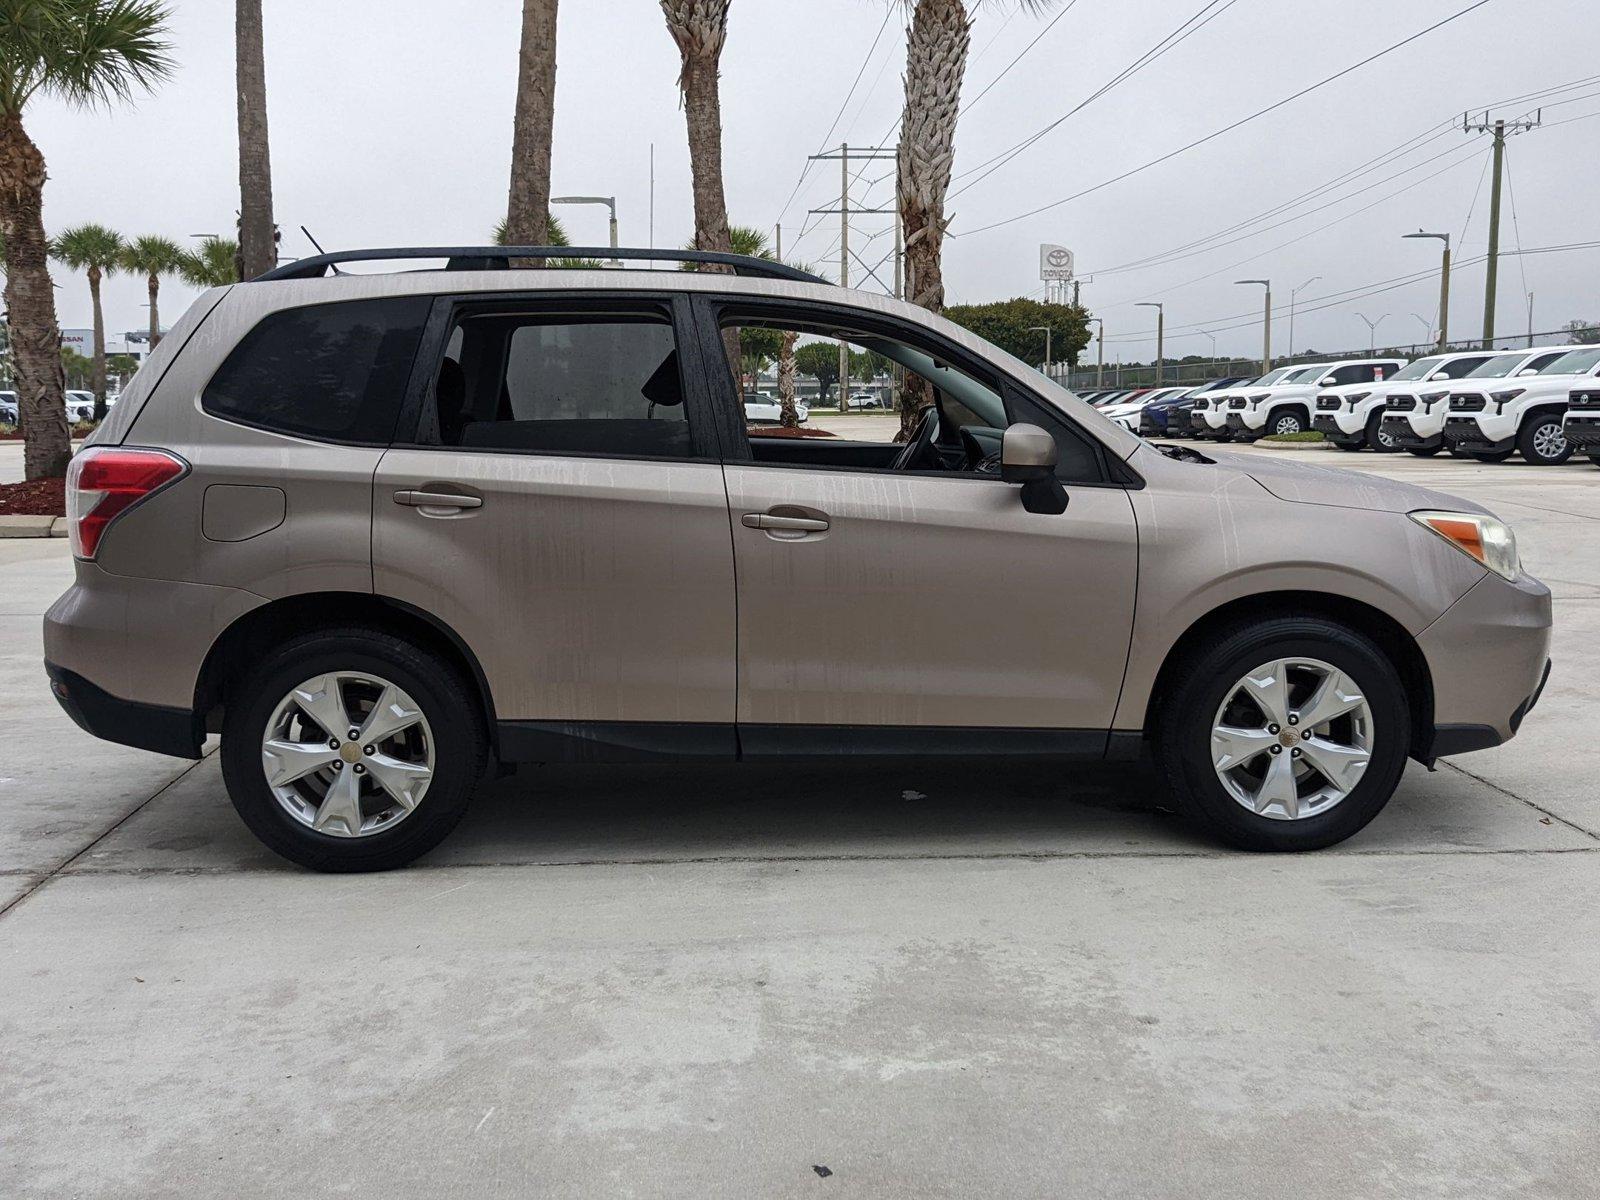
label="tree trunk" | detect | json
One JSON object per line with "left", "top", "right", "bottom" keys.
{"left": 506, "top": 0, "right": 558, "bottom": 248}
{"left": 777, "top": 329, "right": 799, "bottom": 428}
{"left": 0, "top": 116, "right": 69, "bottom": 480}
{"left": 896, "top": 0, "right": 970, "bottom": 440}
{"left": 236, "top": 0, "right": 276, "bottom": 279}
{"left": 88, "top": 267, "right": 107, "bottom": 421}
{"left": 148, "top": 274, "right": 162, "bottom": 347}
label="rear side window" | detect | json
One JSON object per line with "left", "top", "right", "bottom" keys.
{"left": 202, "top": 297, "right": 431, "bottom": 442}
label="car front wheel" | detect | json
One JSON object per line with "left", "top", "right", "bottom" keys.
{"left": 220, "top": 628, "right": 487, "bottom": 872}
{"left": 1517, "top": 413, "right": 1572, "bottom": 465}
{"left": 1270, "top": 411, "right": 1306, "bottom": 436}
{"left": 1155, "top": 617, "right": 1410, "bottom": 851}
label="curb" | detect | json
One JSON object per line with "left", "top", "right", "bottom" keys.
{"left": 1251, "top": 440, "right": 1336, "bottom": 452}
{"left": 0, "top": 514, "right": 59, "bottom": 538}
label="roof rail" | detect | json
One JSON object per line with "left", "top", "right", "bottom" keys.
{"left": 252, "top": 246, "right": 832, "bottom": 285}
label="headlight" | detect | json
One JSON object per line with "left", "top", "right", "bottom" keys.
{"left": 1490, "top": 388, "right": 1524, "bottom": 408}
{"left": 1344, "top": 391, "right": 1370, "bottom": 408}
{"left": 1410, "top": 510, "right": 1520, "bottom": 580}
{"left": 1248, "top": 393, "right": 1270, "bottom": 406}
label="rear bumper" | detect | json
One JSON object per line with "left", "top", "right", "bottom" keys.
{"left": 46, "top": 662, "right": 203, "bottom": 758}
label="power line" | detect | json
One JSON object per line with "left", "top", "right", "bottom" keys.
{"left": 962, "top": 0, "right": 1082, "bottom": 112}
{"left": 954, "top": 0, "right": 1496, "bottom": 238}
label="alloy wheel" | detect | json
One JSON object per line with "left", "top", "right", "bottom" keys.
{"left": 1210, "top": 657, "right": 1373, "bottom": 821}
{"left": 261, "top": 672, "right": 435, "bottom": 837}
{"left": 1532, "top": 421, "right": 1567, "bottom": 462}
{"left": 1274, "top": 414, "right": 1303, "bottom": 435}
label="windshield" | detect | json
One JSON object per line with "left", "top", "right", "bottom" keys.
{"left": 1464, "top": 354, "right": 1534, "bottom": 379}
{"left": 1388, "top": 356, "right": 1447, "bottom": 382}
{"left": 1541, "top": 347, "right": 1600, "bottom": 375}
{"left": 1280, "top": 367, "right": 1319, "bottom": 384}
{"left": 1246, "top": 367, "right": 1294, "bottom": 387}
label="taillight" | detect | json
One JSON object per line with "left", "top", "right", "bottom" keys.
{"left": 66, "top": 446, "right": 187, "bottom": 560}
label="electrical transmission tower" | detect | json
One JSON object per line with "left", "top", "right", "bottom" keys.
{"left": 1463, "top": 109, "right": 1540, "bottom": 347}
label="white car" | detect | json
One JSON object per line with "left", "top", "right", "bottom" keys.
{"left": 1442, "top": 343, "right": 1600, "bottom": 465}
{"left": 1195, "top": 367, "right": 1299, "bottom": 439}
{"left": 65, "top": 390, "right": 97, "bottom": 422}
{"left": 846, "top": 389, "right": 882, "bottom": 409}
{"left": 1563, "top": 378, "right": 1600, "bottom": 467}
{"left": 1384, "top": 347, "right": 1571, "bottom": 457}
{"left": 1313, "top": 350, "right": 1515, "bottom": 454}
{"left": 1099, "top": 386, "right": 1189, "bottom": 433}
{"left": 743, "top": 392, "right": 809, "bottom": 424}
{"left": 1224, "top": 357, "right": 1407, "bottom": 440}
{"left": 0, "top": 389, "right": 17, "bottom": 425}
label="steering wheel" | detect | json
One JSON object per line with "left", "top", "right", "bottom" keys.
{"left": 889, "top": 405, "right": 942, "bottom": 471}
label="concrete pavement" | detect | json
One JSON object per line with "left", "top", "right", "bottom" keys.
{"left": 2, "top": 446, "right": 1597, "bottom": 1197}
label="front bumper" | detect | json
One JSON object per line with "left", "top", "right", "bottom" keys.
{"left": 1382, "top": 414, "right": 1442, "bottom": 451}
{"left": 1442, "top": 417, "right": 1513, "bottom": 455}
{"left": 1312, "top": 414, "right": 1364, "bottom": 446}
{"left": 1563, "top": 414, "right": 1600, "bottom": 454}
{"left": 1224, "top": 413, "right": 1262, "bottom": 439}
{"left": 46, "top": 662, "right": 203, "bottom": 758}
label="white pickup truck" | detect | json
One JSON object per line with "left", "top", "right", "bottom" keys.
{"left": 1441, "top": 344, "right": 1600, "bottom": 464}
{"left": 1224, "top": 357, "right": 1407, "bottom": 441}
{"left": 1313, "top": 350, "right": 1509, "bottom": 454}
{"left": 1193, "top": 366, "right": 1305, "bottom": 439}
{"left": 1383, "top": 346, "right": 1571, "bottom": 457}
{"left": 1563, "top": 378, "right": 1600, "bottom": 468}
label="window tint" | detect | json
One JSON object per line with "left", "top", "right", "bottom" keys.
{"left": 1438, "top": 356, "right": 1490, "bottom": 379}
{"left": 203, "top": 297, "right": 430, "bottom": 442}
{"left": 435, "top": 315, "right": 692, "bottom": 458}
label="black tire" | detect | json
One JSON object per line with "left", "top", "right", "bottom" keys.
{"left": 1153, "top": 616, "right": 1410, "bottom": 852}
{"left": 1364, "top": 411, "right": 1398, "bottom": 453}
{"left": 1464, "top": 448, "right": 1515, "bottom": 463}
{"left": 221, "top": 628, "right": 487, "bottom": 872}
{"left": 1516, "top": 412, "right": 1573, "bottom": 466}
{"left": 1267, "top": 408, "right": 1307, "bottom": 437}
{"left": 1406, "top": 445, "right": 1442, "bottom": 457}
{"left": 1589, "top": 454, "right": 1600, "bottom": 468}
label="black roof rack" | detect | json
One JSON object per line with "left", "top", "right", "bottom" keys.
{"left": 253, "top": 246, "right": 832, "bottom": 285}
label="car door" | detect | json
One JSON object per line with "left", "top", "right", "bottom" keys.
{"left": 696, "top": 297, "right": 1139, "bottom": 755}
{"left": 372, "top": 291, "right": 738, "bottom": 757}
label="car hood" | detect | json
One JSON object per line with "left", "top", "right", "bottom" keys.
{"left": 1205, "top": 448, "right": 1490, "bottom": 515}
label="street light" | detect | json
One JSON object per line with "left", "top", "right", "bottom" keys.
{"left": 1236, "top": 280, "right": 1271, "bottom": 371}
{"left": 1412, "top": 313, "right": 1433, "bottom": 345}
{"left": 1402, "top": 230, "right": 1450, "bottom": 350}
{"left": 1356, "top": 312, "right": 1388, "bottom": 354}
{"left": 1136, "top": 301, "right": 1164, "bottom": 386}
{"left": 1088, "top": 317, "right": 1105, "bottom": 388}
{"left": 1026, "top": 325, "right": 1054, "bottom": 379}
{"left": 552, "top": 195, "right": 620, "bottom": 263}
{"left": 1288, "top": 275, "right": 1321, "bottom": 357}
{"left": 1199, "top": 328, "right": 1217, "bottom": 363}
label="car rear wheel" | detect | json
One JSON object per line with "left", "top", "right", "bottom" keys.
{"left": 1517, "top": 413, "right": 1572, "bottom": 466}
{"left": 221, "top": 628, "right": 486, "bottom": 872}
{"left": 1154, "top": 617, "right": 1409, "bottom": 851}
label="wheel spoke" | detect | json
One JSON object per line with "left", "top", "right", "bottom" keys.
{"left": 312, "top": 766, "right": 365, "bottom": 836}
{"left": 1254, "top": 751, "right": 1300, "bottom": 818}
{"left": 1238, "top": 661, "right": 1291, "bottom": 728}
{"left": 364, "top": 752, "right": 431, "bottom": 811}
{"left": 1212, "top": 724, "right": 1277, "bottom": 772}
{"left": 292, "top": 674, "right": 353, "bottom": 741}
{"left": 1295, "top": 668, "right": 1365, "bottom": 731}
{"left": 358, "top": 683, "right": 424, "bottom": 746}
{"left": 262, "top": 739, "right": 341, "bottom": 788}
{"left": 1299, "top": 736, "right": 1370, "bottom": 793}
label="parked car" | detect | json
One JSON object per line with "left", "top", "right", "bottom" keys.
{"left": 45, "top": 245, "right": 1552, "bottom": 871}
{"left": 1142, "top": 378, "right": 1245, "bottom": 439}
{"left": 743, "top": 392, "right": 809, "bottom": 424}
{"left": 0, "top": 390, "right": 17, "bottom": 425}
{"left": 1313, "top": 351, "right": 1511, "bottom": 453}
{"left": 1562, "top": 381, "right": 1600, "bottom": 467}
{"left": 1226, "top": 358, "right": 1408, "bottom": 441}
{"left": 1442, "top": 345, "right": 1600, "bottom": 464}
{"left": 66, "top": 390, "right": 97, "bottom": 423}
{"left": 1194, "top": 367, "right": 1303, "bottom": 439}
{"left": 1101, "top": 386, "right": 1189, "bottom": 433}
{"left": 847, "top": 389, "right": 883, "bottom": 410}
{"left": 1385, "top": 347, "right": 1571, "bottom": 457}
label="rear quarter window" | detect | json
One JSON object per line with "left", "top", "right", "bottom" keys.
{"left": 202, "top": 296, "right": 431, "bottom": 443}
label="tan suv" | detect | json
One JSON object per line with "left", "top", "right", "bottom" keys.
{"left": 44, "top": 247, "right": 1553, "bottom": 871}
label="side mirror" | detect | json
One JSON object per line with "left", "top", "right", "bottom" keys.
{"left": 1318, "top": 378, "right": 1337, "bottom": 387}
{"left": 1001, "top": 423, "right": 1067, "bottom": 515}
{"left": 1518, "top": 368, "right": 1538, "bottom": 376}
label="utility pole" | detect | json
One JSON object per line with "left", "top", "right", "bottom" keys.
{"left": 1526, "top": 291, "right": 1534, "bottom": 348}
{"left": 807, "top": 143, "right": 895, "bottom": 411}
{"left": 1027, "top": 325, "right": 1053, "bottom": 378}
{"left": 1464, "top": 110, "right": 1540, "bottom": 348}
{"left": 1089, "top": 318, "right": 1104, "bottom": 388}
{"left": 1402, "top": 231, "right": 1451, "bottom": 350}
{"left": 1237, "top": 280, "right": 1271, "bottom": 372}
{"left": 1136, "top": 302, "right": 1164, "bottom": 386}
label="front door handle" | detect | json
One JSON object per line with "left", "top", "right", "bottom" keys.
{"left": 741, "top": 512, "right": 829, "bottom": 532}
{"left": 393, "top": 489, "right": 483, "bottom": 510}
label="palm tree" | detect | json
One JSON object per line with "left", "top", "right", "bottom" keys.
{"left": 177, "top": 237, "right": 241, "bottom": 288}
{"left": 236, "top": 0, "right": 276, "bottom": 278}
{"left": 492, "top": 212, "right": 568, "bottom": 248}
{"left": 661, "top": 0, "right": 733, "bottom": 266}
{"left": 505, "top": 0, "right": 558, "bottom": 248}
{"left": 119, "top": 234, "right": 182, "bottom": 349}
{"left": 892, "top": 1, "right": 1053, "bottom": 436}
{"left": 0, "top": 0, "right": 173, "bottom": 479}
{"left": 51, "top": 224, "right": 124, "bottom": 420}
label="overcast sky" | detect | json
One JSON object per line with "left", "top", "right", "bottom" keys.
{"left": 26, "top": 0, "right": 1600, "bottom": 363}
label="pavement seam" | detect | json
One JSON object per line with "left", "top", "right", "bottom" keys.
{"left": 0, "top": 755, "right": 211, "bottom": 923}
{"left": 1441, "top": 759, "right": 1600, "bottom": 841}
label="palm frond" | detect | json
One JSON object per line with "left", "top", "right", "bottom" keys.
{"left": 175, "top": 236, "right": 238, "bottom": 288}
{"left": 119, "top": 232, "right": 182, "bottom": 275}
{"left": 50, "top": 221, "right": 124, "bottom": 270}
{"left": 0, "top": 0, "right": 175, "bottom": 114}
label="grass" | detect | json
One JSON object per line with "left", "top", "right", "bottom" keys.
{"left": 1261, "top": 430, "right": 1327, "bottom": 444}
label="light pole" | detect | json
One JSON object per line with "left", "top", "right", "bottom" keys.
{"left": 1402, "top": 230, "right": 1450, "bottom": 350}
{"left": 1288, "top": 275, "right": 1320, "bottom": 356}
{"left": 1136, "top": 301, "right": 1164, "bottom": 386}
{"left": 552, "top": 195, "right": 620, "bottom": 263}
{"left": 1027, "top": 325, "right": 1053, "bottom": 380}
{"left": 1357, "top": 312, "right": 1388, "bottom": 354}
{"left": 1236, "top": 280, "right": 1271, "bottom": 371}
{"left": 1088, "top": 317, "right": 1105, "bottom": 388}
{"left": 1412, "top": 313, "right": 1433, "bottom": 347}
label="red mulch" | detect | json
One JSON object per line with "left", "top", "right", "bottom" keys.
{"left": 0, "top": 476, "right": 65, "bottom": 516}
{"left": 748, "top": 425, "right": 837, "bottom": 439}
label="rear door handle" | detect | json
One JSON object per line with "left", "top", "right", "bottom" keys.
{"left": 741, "top": 512, "right": 829, "bottom": 532}
{"left": 393, "top": 489, "right": 483, "bottom": 510}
